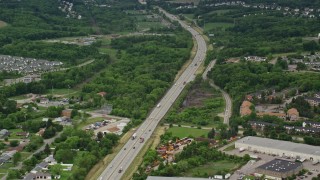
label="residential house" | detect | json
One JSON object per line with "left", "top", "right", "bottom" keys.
{"left": 0, "top": 129, "right": 9, "bottom": 138}
{"left": 31, "top": 162, "right": 49, "bottom": 174}
{"left": 303, "top": 121, "right": 320, "bottom": 128}
{"left": 23, "top": 172, "right": 52, "bottom": 180}
{"left": 36, "top": 128, "right": 46, "bottom": 137}
{"left": 248, "top": 121, "right": 276, "bottom": 130}
{"left": 315, "top": 92, "right": 320, "bottom": 98}
{"left": 240, "top": 101, "right": 253, "bottom": 116}
{"left": 287, "top": 108, "right": 299, "bottom": 121}
{"left": 97, "top": 91, "right": 107, "bottom": 97}
{"left": 304, "top": 97, "right": 320, "bottom": 106}
{"left": 61, "top": 109, "right": 72, "bottom": 118}
{"left": 0, "top": 150, "right": 16, "bottom": 165}
{"left": 256, "top": 112, "right": 286, "bottom": 120}
{"left": 16, "top": 132, "right": 29, "bottom": 138}
{"left": 44, "top": 155, "right": 57, "bottom": 165}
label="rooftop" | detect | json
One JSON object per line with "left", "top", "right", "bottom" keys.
{"left": 236, "top": 136, "right": 320, "bottom": 157}
{"left": 256, "top": 159, "right": 302, "bottom": 172}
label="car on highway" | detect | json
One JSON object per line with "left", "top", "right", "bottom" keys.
{"left": 133, "top": 146, "right": 135, "bottom": 149}
{"left": 157, "top": 103, "right": 161, "bottom": 108}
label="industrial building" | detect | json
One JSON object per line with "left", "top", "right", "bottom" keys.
{"left": 235, "top": 136, "right": 320, "bottom": 163}
{"left": 255, "top": 159, "right": 303, "bottom": 180}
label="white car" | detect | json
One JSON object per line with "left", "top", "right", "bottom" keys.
{"left": 157, "top": 103, "right": 161, "bottom": 108}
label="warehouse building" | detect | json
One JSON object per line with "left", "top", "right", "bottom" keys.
{"left": 255, "top": 159, "right": 303, "bottom": 180}
{"left": 235, "top": 136, "right": 320, "bottom": 163}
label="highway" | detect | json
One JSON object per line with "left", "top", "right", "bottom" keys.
{"left": 97, "top": 8, "right": 207, "bottom": 180}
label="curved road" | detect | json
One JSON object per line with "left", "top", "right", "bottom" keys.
{"left": 98, "top": 8, "right": 207, "bottom": 180}
{"left": 202, "top": 60, "right": 232, "bottom": 125}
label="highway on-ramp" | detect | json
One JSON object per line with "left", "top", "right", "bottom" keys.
{"left": 98, "top": 8, "right": 207, "bottom": 180}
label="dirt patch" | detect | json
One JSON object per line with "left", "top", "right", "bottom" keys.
{"left": 0, "top": 21, "right": 7, "bottom": 28}
{"left": 182, "top": 82, "right": 215, "bottom": 108}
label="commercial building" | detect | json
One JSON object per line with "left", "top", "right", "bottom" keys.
{"left": 235, "top": 136, "right": 320, "bottom": 163}
{"left": 255, "top": 159, "right": 303, "bottom": 180}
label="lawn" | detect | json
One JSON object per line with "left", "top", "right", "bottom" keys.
{"left": 182, "top": 14, "right": 194, "bottom": 20}
{"left": 223, "top": 144, "right": 235, "bottom": 151}
{"left": 21, "top": 152, "right": 32, "bottom": 161}
{"left": 0, "top": 162, "right": 14, "bottom": 174}
{"left": 183, "top": 160, "right": 241, "bottom": 177}
{"left": 45, "top": 88, "right": 78, "bottom": 96}
{"left": 9, "top": 94, "right": 28, "bottom": 100}
{"left": 137, "top": 21, "right": 165, "bottom": 31}
{"left": 204, "top": 22, "right": 234, "bottom": 32}
{"left": 8, "top": 129, "right": 25, "bottom": 139}
{"left": 167, "top": 127, "right": 209, "bottom": 138}
{"left": 76, "top": 117, "right": 105, "bottom": 130}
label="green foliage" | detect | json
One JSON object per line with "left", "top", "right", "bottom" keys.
{"left": 9, "top": 140, "right": 19, "bottom": 147}
{"left": 82, "top": 33, "right": 192, "bottom": 120}
{"left": 53, "top": 128, "right": 119, "bottom": 179}
{"left": 24, "top": 136, "right": 44, "bottom": 152}
{"left": 13, "top": 152, "right": 22, "bottom": 166}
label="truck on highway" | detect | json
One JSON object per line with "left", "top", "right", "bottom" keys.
{"left": 140, "top": 137, "right": 144, "bottom": 143}
{"left": 118, "top": 167, "right": 123, "bottom": 173}
{"left": 132, "top": 133, "right": 137, "bottom": 140}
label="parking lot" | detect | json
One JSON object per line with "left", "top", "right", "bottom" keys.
{"left": 225, "top": 149, "right": 320, "bottom": 180}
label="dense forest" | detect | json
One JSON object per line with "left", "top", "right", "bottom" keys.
{"left": 82, "top": 31, "right": 193, "bottom": 121}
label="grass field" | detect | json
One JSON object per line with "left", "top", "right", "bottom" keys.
{"left": 137, "top": 21, "right": 164, "bottom": 31}
{"left": 204, "top": 22, "right": 234, "bottom": 32}
{"left": 0, "top": 21, "right": 7, "bottom": 28}
{"left": 45, "top": 88, "right": 78, "bottom": 96}
{"left": 167, "top": 127, "right": 209, "bottom": 138}
{"left": 182, "top": 14, "right": 195, "bottom": 20}
{"left": 183, "top": 160, "right": 241, "bottom": 176}
{"left": 168, "top": 0, "right": 200, "bottom": 5}
{"left": 76, "top": 117, "right": 104, "bottom": 130}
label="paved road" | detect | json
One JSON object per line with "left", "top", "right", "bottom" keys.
{"left": 97, "top": 8, "right": 207, "bottom": 180}
{"left": 202, "top": 60, "right": 232, "bottom": 125}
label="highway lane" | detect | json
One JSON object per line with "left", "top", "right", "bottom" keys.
{"left": 98, "top": 8, "right": 207, "bottom": 180}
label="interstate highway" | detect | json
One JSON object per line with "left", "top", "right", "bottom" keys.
{"left": 98, "top": 8, "right": 207, "bottom": 180}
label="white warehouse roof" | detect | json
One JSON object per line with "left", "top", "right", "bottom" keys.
{"left": 236, "top": 136, "right": 320, "bottom": 157}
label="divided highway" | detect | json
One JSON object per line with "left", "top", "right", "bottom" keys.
{"left": 98, "top": 8, "right": 207, "bottom": 180}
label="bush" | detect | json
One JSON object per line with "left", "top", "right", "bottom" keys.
{"left": 9, "top": 140, "right": 19, "bottom": 147}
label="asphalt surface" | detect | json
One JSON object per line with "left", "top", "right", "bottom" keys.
{"left": 202, "top": 60, "right": 232, "bottom": 125}
{"left": 97, "top": 8, "right": 207, "bottom": 180}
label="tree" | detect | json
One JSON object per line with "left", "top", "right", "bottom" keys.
{"left": 208, "top": 128, "right": 215, "bottom": 139}
{"left": 51, "top": 164, "right": 63, "bottom": 176}
{"left": 97, "top": 132, "right": 103, "bottom": 140}
{"left": 9, "top": 140, "right": 19, "bottom": 147}
{"left": 12, "top": 152, "right": 21, "bottom": 166}
{"left": 243, "top": 154, "right": 250, "bottom": 162}
{"left": 44, "top": 144, "right": 51, "bottom": 156}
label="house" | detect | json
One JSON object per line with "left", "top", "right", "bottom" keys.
{"left": 16, "top": 132, "right": 29, "bottom": 138}
{"left": 36, "top": 128, "right": 46, "bottom": 137}
{"left": 0, "top": 150, "right": 17, "bottom": 165}
{"left": 256, "top": 112, "right": 286, "bottom": 120}
{"left": 303, "top": 121, "right": 320, "bottom": 128}
{"left": 245, "top": 94, "right": 253, "bottom": 101}
{"left": 240, "top": 101, "right": 253, "bottom": 116}
{"left": 287, "top": 108, "right": 299, "bottom": 121}
{"left": 97, "top": 91, "right": 107, "bottom": 97}
{"left": 0, "top": 129, "right": 9, "bottom": 138}
{"left": 248, "top": 121, "right": 276, "bottom": 130}
{"left": 44, "top": 155, "right": 57, "bottom": 165}
{"left": 304, "top": 97, "right": 320, "bottom": 106}
{"left": 31, "top": 162, "right": 49, "bottom": 173}
{"left": 39, "top": 98, "right": 49, "bottom": 104}
{"left": 61, "top": 109, "right": 72, "bottom": 118}
{"left": 315, "top": 92, "right": 320, "bottom": 98}
{"left": 23, "top": 172, "right": 52, "bottom": 180}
